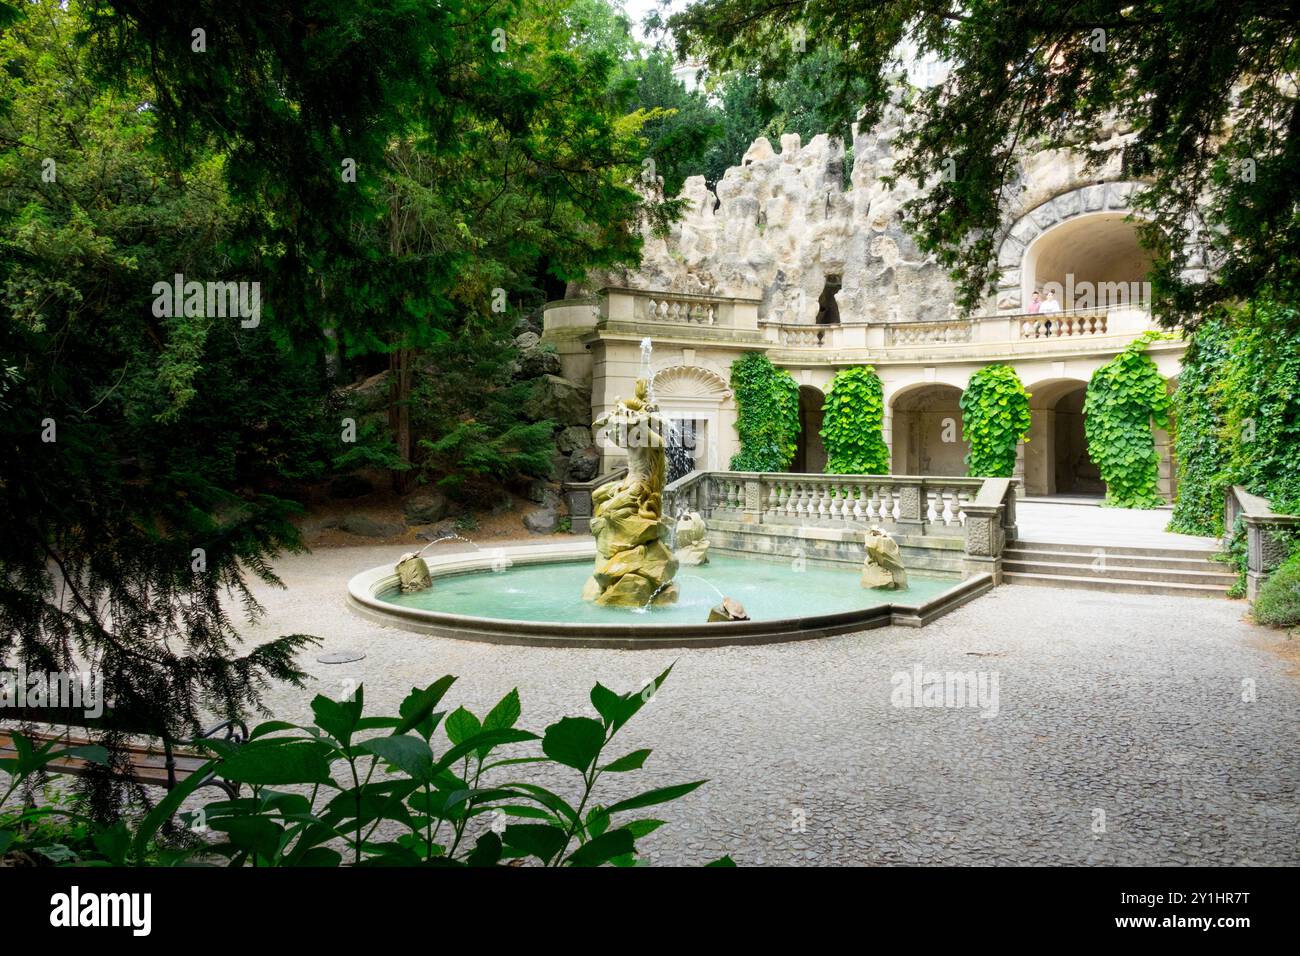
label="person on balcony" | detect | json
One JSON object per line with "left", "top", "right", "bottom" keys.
{"left": 1039, "top": 289, "right": 1061, "bottom": 336}
{"left": 1027, "top": 290, "right": 1042, "bottom": 314}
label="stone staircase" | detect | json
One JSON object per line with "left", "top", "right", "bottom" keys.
{"left": 1002, "top": 540, "right": 1235, "bottom": 598}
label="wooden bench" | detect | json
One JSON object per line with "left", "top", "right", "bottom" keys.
{"left": 0, "top": 704, "right": 247, "bottom": 799}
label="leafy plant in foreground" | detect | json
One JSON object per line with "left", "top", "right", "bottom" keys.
{"left": 187, "top": 666, "right": 724, "bottom": 867}
{"left": 960, "top": 365, "right": 1031, "bottom": 478}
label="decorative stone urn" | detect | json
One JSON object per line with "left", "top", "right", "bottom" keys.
{"left": 862, "top": 527, "right": 908, "bottom": 590}
{"left": 674, "top": 511, "right": 710, "bottom": 566}
{"left": 582, "top": 379, "right": 679, "bottom": 607}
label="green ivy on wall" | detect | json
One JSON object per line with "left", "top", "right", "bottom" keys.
{"left": 1168, "top": 300, "right": 1300, "bottom": 535}
{"left": 729, "top": 352, "right": 799, "bottom": 471}
{"left": 1083, "top": 331, "right": 1176, "bottom": 509}
{"left": 820, "top": 366, "right": 890, "bottom": 474}
{"left": 959, "top": 364, "right": 1031, "bottom": 477}
{"left": 1167, "top": 317, "right": 1231, "bottom": 535}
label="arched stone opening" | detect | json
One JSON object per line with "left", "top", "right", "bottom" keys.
{"left": 1023, "top": 378, "right": 1102, "bottom": 497}
{"left": 794, "top": 385, "right": 827, "bottom": 473}
{"left": 1024, "top": 212, "right": 1154, "bottom": 312}
{"left": 992, "top": 181, "right": 1153, "bottom": 314}
{"left": 891, "top": 384, "right": 968, "bottom": 476}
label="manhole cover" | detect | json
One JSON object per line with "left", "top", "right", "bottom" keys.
{"left": 317, "top": 651, "right": 366, "bottom": 664}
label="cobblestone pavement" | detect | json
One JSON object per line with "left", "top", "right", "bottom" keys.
{"left": 245, "top": 544, "right": 1300, "bottom": 866}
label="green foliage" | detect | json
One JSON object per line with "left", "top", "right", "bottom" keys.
{"left": 1083, "top": 332, "right": 1175, "bottom": 509}
{"left": 1255, "top": 551, "right": 1300, "bottom": 630}
{"left": 421, "top": 420, "right": 556, "bottom": 494}
{"left": 820, "top": 366, "right": 889, "bottom": 474}
{"left": 960, "top": 365, "right": 1031, "bottom": 478}
{"left": 1168, "top": 317, "right": 1232, "bottom": 535}
{"left": 1170, "top": 300, "right": 1300, "bottom": 535}
{"left": 1, "top": 671, "right": 731, "bottom": 867}
{"left": 669, "top": 1, "right": 1300, "bottom": 329}
{"left": 1217, "top": 300, "right": 1300, "bottom": 517}
{"left": 728, "top": 353, "right": 799, "bottom": 471}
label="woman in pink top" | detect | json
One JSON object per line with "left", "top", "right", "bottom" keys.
{"left": 1027, "top": 290, "right": 1042, "bottom": 314}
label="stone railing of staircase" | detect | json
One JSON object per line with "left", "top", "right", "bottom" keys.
{"left": 663, "top": 471, "right": 1019, "bottom": 581}
{"left": 1225, "top": 485, "right": 1300, "bottom": 600}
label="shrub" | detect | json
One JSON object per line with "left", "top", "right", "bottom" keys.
{"left": 729, "top": 352, "right": 799, "bottom": 471}
{"left": 1255, "top": 552, "right": 1300, "bottom": 629}
{"left": 960, "top": 364, "right": 1031, "bottom": 477}
{"left": 820, "top": 366, "right": 890, "bottom": 474}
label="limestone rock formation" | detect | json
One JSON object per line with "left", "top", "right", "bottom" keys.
{"left": 583, "top": 379, "right": 679, "bottom": 607}
{"left": 862, "top": 526, "right": 908, "bottom": 590}
{"left": 674, "top": 511, "right": 709, "bottom": 566}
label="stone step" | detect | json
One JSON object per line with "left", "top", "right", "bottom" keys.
{"left": 1003, "top": 570, "right": 1230, "bottom": 598}
{"left": 1002, "top": 559, "right": 1237, "bottom": 586}
{"left": 1010, "top": 539, "right": 1220, "bottom": 561}
{"left": 1004, "top": 547, "right": 1228, "bottom": 573}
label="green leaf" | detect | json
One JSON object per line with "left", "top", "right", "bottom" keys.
{"left": 565, "top": 828, "right": 635, "bottom": 867}
{"left": 502, "top": 823, "right": 568, "bottom": 864}
{"left": 541, "top": 716, "right": 606, "bottom": 772}
{"left": 395, "top": 675, "right": 456, "bottom": 737}
{"left": 600, "top": 748, "right": 651, "bottom": 772}
{"left": 444, "top": 706, "right": 481, "bottom": 746}
{"left": 705, "top": 855, "right": 737, "bottom": 867}
{"left": 217, "top": 741, "right": 334, "bottom": 786}
{"left": 358, "top": 734, "right": 434, "bottom": 783}
{"left": 483, "top": 688, "right": 521, "bottom": 732}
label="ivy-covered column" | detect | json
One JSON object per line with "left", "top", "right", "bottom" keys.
{"left": 728, "top": 353, "right": 799, "bottom": 472}
{"left": 959, "top": 364, "right": 1032, "bottom": 478}
{"left": 819, "top": 366, "right": 890, "bottom": 474}
{"left": 1083, "top": 332, "right": 1175, "bottom": 508}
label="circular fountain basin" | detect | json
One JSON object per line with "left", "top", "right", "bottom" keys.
{"left": 347, "top": 541, "right": 992, "bottom": 649}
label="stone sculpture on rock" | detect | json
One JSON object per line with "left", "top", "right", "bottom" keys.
{"left": 582, "top": 378, "right": 679, "bottom": 607}
{"left": 862, "top": 526, "right": 908, "bottom": 590}
{"left": 674, "top": 511, "right": 710, "bottom": 566}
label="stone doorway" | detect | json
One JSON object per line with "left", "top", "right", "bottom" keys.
{"left": 794, "top": 386, "right": 827, "bottom": 473}
{"left": 891, "top": 384, "right": 968, "bottom": 475}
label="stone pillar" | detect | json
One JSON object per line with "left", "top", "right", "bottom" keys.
{"left": 962, "top": 504, "right": 1006, "bottom": 583}
{"left": 896, "top": 482, "right": 925, "bottom": 536}
{"left": 742, "top": 478, "right": 764, "bottom": 524}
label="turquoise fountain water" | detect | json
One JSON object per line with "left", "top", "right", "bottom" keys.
{"left": 381, "top": 554, "right": 955, "bottom": 625}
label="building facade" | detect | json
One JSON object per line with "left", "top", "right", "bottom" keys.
{"left": 542, "top": 107, "right": 1185, "bottom": 498}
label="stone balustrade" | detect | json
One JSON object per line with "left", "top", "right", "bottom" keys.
{"left": 663, "top": 471, "right": 1019, "bottom": 578}
{"left": 885, "top": 319, "right": 974, "bottom": 346}
{"left": 1015, "top": 307, "right": 1109, "bottom": 339}
{"left": 1225, "top": 485, "right": 1300, "bottom": 600}
{"left": 753, "top": 306, "right": 1159, "bottom": 353}
{"left": 601, "top": 286, "right": 760, "bottom": 331}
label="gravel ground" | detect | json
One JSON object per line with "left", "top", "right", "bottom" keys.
{"left": 236, "top": 542, "right": 1300, "bottom": 866}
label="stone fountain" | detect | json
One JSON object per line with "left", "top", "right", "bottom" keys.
{"left": 582, "top": 369, "right": 679, "bottom": 607}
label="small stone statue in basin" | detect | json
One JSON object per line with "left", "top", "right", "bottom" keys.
{"left": 395, "top": 552, "right": 432, "bottom": 592}
{"left": 675, "top": 511, "right": 709, "bottom": 566}
{"left": 862, "top": 526, "right": 908, "bottom": 590}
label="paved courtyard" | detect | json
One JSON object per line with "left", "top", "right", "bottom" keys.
{"left": 244, "top": 542, "right": 1300, "bottom": 866}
